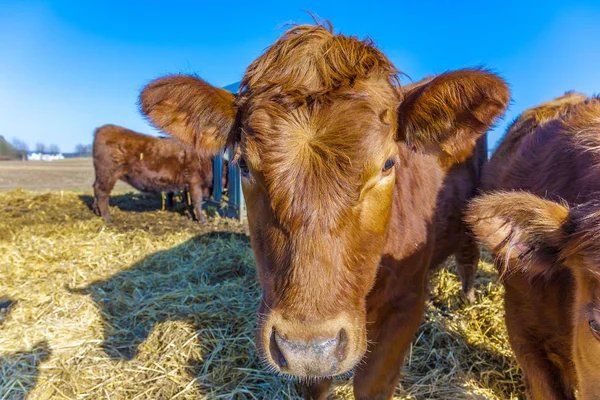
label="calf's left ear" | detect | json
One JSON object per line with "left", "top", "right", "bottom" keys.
{"left": 465, "top": 192, "right": 569, "bottom": 277}
{"left": 398, "top": 69, "right": 509, "bottom": 166}
{"left": 139, "top": 75, "right": 237, "bottom": 157}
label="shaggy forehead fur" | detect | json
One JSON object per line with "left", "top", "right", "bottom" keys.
{"left": 564, "top": 202, "right": 600, "bottom": 269}
{"left": 529, "top": 96, "right": 600, "bottom": 265}
{"left": 234, "top": 23, "right": 402, "bottom": 230}
{"left": 238, "top": 23, "right": 401, "bottom": 103}
{"left": 488, "top": 95, "right": 600, "bottom": 273}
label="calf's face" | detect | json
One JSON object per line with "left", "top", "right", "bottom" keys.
{"left": 467, "top": 192, "right": 600, "bottom": 398}
{"left": 239, "top": 84, "right": 400, "bottom": 377}
{"left": 139, "top": 26, "right": 508, "bottom": 378}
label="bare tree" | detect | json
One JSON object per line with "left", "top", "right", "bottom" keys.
{"left": 48, "top": 144, "right": 60, "bottom": 154}
{"left": 11, "top": 138, "right": 29, "bottom": 152}
{"left": 35, "top": 142, "right": 46, "bottom": 153}
{"left": 75, "top": 144, "right": 92, "bottom": 156}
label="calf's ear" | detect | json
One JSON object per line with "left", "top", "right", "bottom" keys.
{"left": 465, "top": 192, "right": 569, "bottom": 277}
{"left": 139, "top": 75, "right": 237, "bottom": 157}
{"left": 398, "top": 68, "right": 509, "bottom": 166}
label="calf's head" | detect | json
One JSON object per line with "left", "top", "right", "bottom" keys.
{"left": 140, "top": 24, "right": 509, "bottom": 378}
{"left": 467, "top": 192, "right": 600, "bottom": 398}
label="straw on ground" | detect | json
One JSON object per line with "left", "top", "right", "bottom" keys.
{"left": 0, "top": 190, "right": 523, "bottom": 399}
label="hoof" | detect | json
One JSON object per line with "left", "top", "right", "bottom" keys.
{"left": 461, "top": 287, "right": 476, "bottom": 304}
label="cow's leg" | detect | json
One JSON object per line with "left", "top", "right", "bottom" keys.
{"left": 454, "top": 228, "right": 479, "bottom": 303}
{"left": 188, "top": 181, "right": 207, "bottom": 224}
{"left": 303, "top": 378, "right": 332, "bottom": 400}
{"left": 180, "top": 189, "right": 194, "bottom": 220}
{"left": 93, "top": 176, "right": 119, "bottom": 223}
{"left": 353, "top": 256, "right": 429, "bottom": 400}
{"left": 166, "top": 192, "right": 175, "bottom": 209}
{"left": 92, "top": 183, "right": 101, "bottom": 216}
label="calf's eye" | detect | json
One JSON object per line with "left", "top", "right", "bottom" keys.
{"left": 382, "top": 158, "right": 395, "bottom": 175}
{"left": 589, "top": 320, "right": 600, "bottom": 339}
{"left": 589, "top": 308, "right": 600, "bottom": 340}
{"left": 238, "top": 158, "right": 250, "bottom": 177}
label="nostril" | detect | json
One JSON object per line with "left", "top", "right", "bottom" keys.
{"left": 335, "top": 329, "right": 348, "bottom": 360}
{"left": 338, "top": 329, "right": 348, "bottom": 346}
{"left": 269, "top": 328, "right": 288, "bottom": 369}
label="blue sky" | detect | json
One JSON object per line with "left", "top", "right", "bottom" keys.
{"left": 1, "top": 1, "right": 599, "bottom": 152}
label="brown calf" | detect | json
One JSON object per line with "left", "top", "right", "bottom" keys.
{"left": 139, "top": 23, "right": 509, "bottom": 399}
{"left": 466, "top": 93, "right": 600, "bottom": 399}
{"left": 92, "top": 124, "right": 213, "bottom": 223}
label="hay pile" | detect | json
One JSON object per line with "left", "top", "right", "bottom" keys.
{"left": 0, "top": 190, "right": 523, "bottom": 399}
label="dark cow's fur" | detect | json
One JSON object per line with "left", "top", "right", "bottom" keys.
{"left": 139, "top": 23, "right": 508, "bottom": 399}
{"left": 92, "top": 124, "right": 213, "bottom": 223}
{"left": 404, "top": 78, "right": 489, "bottom": 302}
{"left": 467, "top": 93, "right": 600, "bottom": 399}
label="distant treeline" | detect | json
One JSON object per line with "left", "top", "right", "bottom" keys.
{"left": 0, "top": 136, "right": 93, "bottom": 160}
{"left": 0, "top": 136, "right": 26, "bottom": 160}
{"left": 74, "top": 144, "right": 92, "bottom": 157}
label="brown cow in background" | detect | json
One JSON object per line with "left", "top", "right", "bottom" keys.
{"left": 467, "top": 93, "right": 600, "bottom": 400}
{"left": 139, "top": 23, "right": 509, "bottom": 399}
{"left": 92, "top": 124, "right": 213, "bottom": 223}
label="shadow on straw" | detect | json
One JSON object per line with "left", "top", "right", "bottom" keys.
{"left": 0, "top": 340, "right": 51, "bottom": 400}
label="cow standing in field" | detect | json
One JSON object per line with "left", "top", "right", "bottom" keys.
{"left": 92, "top": 124, "right": 213, "bottom": 223}
{"left": 139, "top": 23, "right": 509, "bottom": 399}
{"left": 467, "top": 93, "right": 600, "bottom": 400}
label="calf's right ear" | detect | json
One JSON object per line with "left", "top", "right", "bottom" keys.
{"left": 139, "top": 75, "right": 237, "bottom": 157}
{"left": 398, "top": 69, "right": 510, "bottom": 167}
{"left": 465, "top": 191, "right": 570, "bottom": 277}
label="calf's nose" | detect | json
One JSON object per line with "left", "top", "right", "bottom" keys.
{"left": 269, "top": 328, "right": 348, "bottom": 377}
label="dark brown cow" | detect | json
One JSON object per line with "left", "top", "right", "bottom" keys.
{"left": 428, "top": 134, "right": 488, "bottom": 301}
{"left": 403, "top": 77, "right": 489, "bottom": 302}
{"left": 467, "top": 93, "right": 600, "bottom": 400}
{"left": 139, "top": 23, "right": 509, "bottom": 399}
{"left": 92, "top": 124, "right": 213, "bottom": 223}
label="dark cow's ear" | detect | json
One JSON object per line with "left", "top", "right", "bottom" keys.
{"left": 398, "top": 69, "right": 509, "bottom": 167}
{"left": 465, "top": 192, "right": 569, "bottom": 278}
{"left": 139, "top": 75, "right": 237, "bottom": 157}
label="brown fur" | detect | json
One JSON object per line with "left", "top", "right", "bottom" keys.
{"left": 466, "top": 93, "right": 600, "bottom": 399}
{"left": 404, "top": 76, "right": 489, "bottom": 302}
{"left": 139, "top": 23, "right": 508, "bottom": 399}
{"left": 140, "top": 76, "right": 236, "bottom": 157}
{"left": 92, "top": 124, "right": 213, "bottom": 223}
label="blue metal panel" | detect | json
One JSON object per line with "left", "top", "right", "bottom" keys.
{"left": 213, "top": 153, "right": 223, "bottom": 202}
{"left": 227, "top": 149, "right": 238, "bottom": 207}
{"left": 226, "top": 148, "right": 246, "bottom": 220}
{"left": 199, "top": 81, "right": 246, "bottom": 221}
{"left": 203, "top": 148, "right": 246, "bottom": 221}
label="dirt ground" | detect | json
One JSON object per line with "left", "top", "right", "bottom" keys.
{"left": 0, "top": 158, "right": 131, "bottom": 192}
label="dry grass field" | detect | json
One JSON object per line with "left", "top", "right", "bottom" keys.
{"left": 0, "top": 163, "right": 525, "bottom": 399}
{"left": 0, "top": 158, "right": 131, "bottom": 192}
